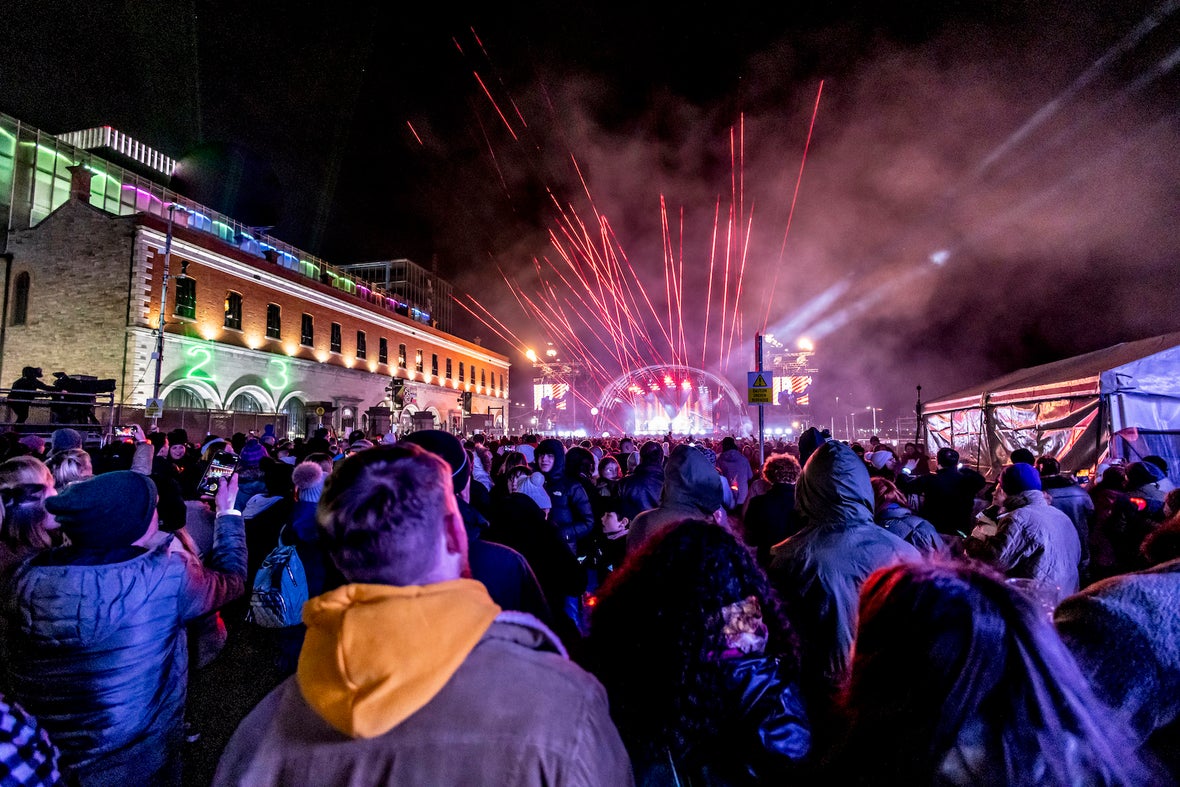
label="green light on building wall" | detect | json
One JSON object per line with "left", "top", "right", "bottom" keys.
{"left": 185, "top": 345, "right": 215, "bottom": 381}
{"left": 265, "top": 359, "right": 289, "bottom": 393}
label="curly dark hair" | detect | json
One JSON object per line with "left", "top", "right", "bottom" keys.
{"left": 587, "top": 519, "right": 798, "bottom": 759}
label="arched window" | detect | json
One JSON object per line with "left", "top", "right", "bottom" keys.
{"left": 164, "top": 386, "right": 207, "bottom": 411}
{"left": 11, "top": 271, "right": 29, "bottom": 326}
{"left": 226, "top": 391, "right": 262, "bottom": 413}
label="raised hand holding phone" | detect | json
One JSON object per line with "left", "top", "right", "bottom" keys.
{"left": 214, "top": 471, "right": 239, "bottom": 515}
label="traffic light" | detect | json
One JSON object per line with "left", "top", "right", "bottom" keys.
{"left": 385, "top": 378, "right": 405, "bottom": 407}
{"left": 461, "top": 391, "right": 473, "bottom": 415}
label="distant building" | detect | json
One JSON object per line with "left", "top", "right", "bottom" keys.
{"left": 0, "top": 112, "right": 508, "bottom": 437}
{"left": 337, "top": 258, "right": 453, "bottom": 333}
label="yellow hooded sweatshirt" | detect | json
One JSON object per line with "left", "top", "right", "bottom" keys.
{"left": 296, "top": 579, "right": 501, "bottom": 739}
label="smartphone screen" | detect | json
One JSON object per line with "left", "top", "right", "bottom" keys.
{"left": 198, "top": 451, "right": 239, "bottom": 496}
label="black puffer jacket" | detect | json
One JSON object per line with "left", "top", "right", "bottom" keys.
{"left": 536, "top": 439, "right": 594, "bottom": 555}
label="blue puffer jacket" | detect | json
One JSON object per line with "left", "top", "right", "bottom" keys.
{"left": 6, "top": 514, "right": 247, "bottom": 786}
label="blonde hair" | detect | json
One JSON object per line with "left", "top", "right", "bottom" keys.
{"left": 0, "top": 456, "right": 55, "bottom": 549}
{"left": 46, "top": 448, "right": 93, "bottom": 490}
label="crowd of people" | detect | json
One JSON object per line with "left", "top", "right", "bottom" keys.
{"left": 0, "top": 422, "right": 1177, "bottom": 785}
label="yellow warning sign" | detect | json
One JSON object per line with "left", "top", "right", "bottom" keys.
{"left": 747, "top": 371, "right": 774, "bottom": 405}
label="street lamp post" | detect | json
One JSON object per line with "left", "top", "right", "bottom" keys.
{"left": 865, "top": 405, "right": 879, "bottom": 434}
{"left": 150, "top": 203, "right": 186, "bottom": 431}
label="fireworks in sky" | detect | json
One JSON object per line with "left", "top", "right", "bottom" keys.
{"left": 445, "top": 28, "right": 824, "bottom": 431}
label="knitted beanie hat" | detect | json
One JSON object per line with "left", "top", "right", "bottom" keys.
{"left": 1001, "top": 462, "right": 1043, "bottom": 495}
{"left": 292, "top": 461, "right": 325, "bottom": 503}
{"left": 45, "top": 470, "right": 157, "bottom": 548}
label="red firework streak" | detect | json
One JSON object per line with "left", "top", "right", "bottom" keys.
{"left": 763, "top": 80, "right": 824, "bottom": 332}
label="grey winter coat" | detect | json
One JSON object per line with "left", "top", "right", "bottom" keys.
{"left": 213, "top": 615, "right": 634, "bottom": 786}
{"left": 978, "top": 490, "right": 1081, "bottom": 598}
{"left": 626, "top": 446, "right": 724, "bottom": 554}
{"left": 1055, "top": 558, "right": 1180, "bottom": 747}
{"left": 769, "top": 442, "right": 920, "bottom": 695}
{"left": 5, "top": 515, "right": 247, "bottom": 786}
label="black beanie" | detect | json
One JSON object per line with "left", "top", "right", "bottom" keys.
{"left": 46, "top": 471, "right": 157, "bottom": 548}
{"left": 401, "top": 430, "right": 470, "bottom": 494}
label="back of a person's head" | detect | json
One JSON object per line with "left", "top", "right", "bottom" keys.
{"left": 762, "top": 453, "right": 801, "bottom": 486}
{"left": 318, "top": 444, "right": 453, "bottom": 586}
{"left": 1036, "top": 456, "right": 1061, "bottom": 476}
{"left": 721, "top": 436, "right": 737, "bottom": 452}
{"left": 45, "top": 448, "right": 93, "bottom": 490}
{"left": 565, "top": 446, "right": 596, "bottom": 479}
{"left": 303, "top": 452, "right": 335, "bottom": 475}
{"left": 590, "top": 519, "right": 795, "bottom": 753}
{"left": 1010, "top": 448, "right": 1036, "bottom": 466}
{"left": 843, "top": 561, "right": 1142, "bottom": 785}
{"left": 1144, "top": 455, "right": 1169, "bottom": 476}
{"left": 936, "top": 447, "right": 959, "bottom": 468}
{"left": 638, "top": 440, "right": 664, "bottom": 467}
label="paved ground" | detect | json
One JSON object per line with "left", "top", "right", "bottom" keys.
{"left": 183, "top": 625, "right": 297, "bottom": 786}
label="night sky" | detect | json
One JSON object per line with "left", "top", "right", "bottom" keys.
{"left": 4, "top": 0, "right": 1180, "bottom": 423}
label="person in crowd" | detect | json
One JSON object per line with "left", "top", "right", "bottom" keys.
{"left": 834, "top": 561, "right": 1144, "bottom": 786}
{"left": 626, "top": 444, "right": 725, "bottom": 555}
{"left": 7, "top": 471, "right": 246, "bottom": 786}
{"left": 213, "top": 444, "right": 632, "bottom": 786}
{"left": 716, "top": 436, "right": 754, "bottom": 507}
{"left": 870, "top": 477, "right": 947, "bottom": 559}
{"left": 865, "top": 449, "right": 897, "bottom": 481}
{"left": 618, "top": 440, "right": 665, "bottom": 521}
{"left": 234, "top": 438, "right": 270, "bottom": 510}
{"left": 1143, "top": 455, "right": 1175, "bottom": 494}
{"left": 743, "top": 453, "right": 802, "bottom": 569}
{"left": 44, "top": 448, "right": 92, "bottom": 490}
{"left": 486, "top": 487, "right": 587, "bottom": 646}
{"left": 797, "top": 426, "right": 828, "bottom": 465}
{"left": 899, "top": 447, "right": 986, "bottom": 536}
{"left": 769, "top": 441, "right": 920, "bottom": 704}
{"left": 45, "top": 428, "right": 83, "bottom": 459}
{"left": 402, "top": 430, "right": 551, "bottom": 623}
{"left": 0, "top": 456, "right": 59, "bottom": 582}
{"left": 589, "top": 520, "right": 809, "bottom": 783}
{"left": 1037, "top": 456, "right": 1094, "bottom": 581}
{"left": 1055, "top": 548, "right": 1180, "bottom": 779}
{"left": 1125, "top": 460, "right": 1169, "bottom": 508}
{"left": 969, "top": 463, "right": 1081, "bottom": 599}
{"left": 595, "top": 455, "right": 623, "bottom": 502}
{"left": 507, "top": 466, "right": 552, "bottom": 517}
{"left": 7, "top": 367, "right": 53, "bottom": 424}
{"left": 535, "top": 438, "right": 595, "bottom": 558}
{"left": 1010, "top": 447, "right": 1036, "bottom": 466}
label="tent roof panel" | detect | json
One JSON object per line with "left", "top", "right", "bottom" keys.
{"left": 925, "top": 332, "right": 1180, "bottom": 413}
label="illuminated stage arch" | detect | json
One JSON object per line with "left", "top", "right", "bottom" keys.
{"left": 594, "top": 364, "right": 750, "bottom": 436}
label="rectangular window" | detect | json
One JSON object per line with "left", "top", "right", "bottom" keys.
{"left": 446, "top": 358, "right": 453, "bottom": 379}
{"left": 174, "top": 277, "right": 196, "bottom": 320}
{"left": 431, "top": 354, "right": 439, "bottom": 377}
{"left": 398, "top": 343, "right": 407, "bottom": 369}
{"left": 481, "top": 369, "right": 486, "bottom": 388}
{"left": 356, "top": 330, "right": 367, "bottom": 359}
{"left": 472, "top": 365, "right": 478, "bottom": 387}
{"left": 330, "top": 322, "right": 342, "bottom": 353}
{"left": 459, "top": 362, "right": 465, "bottom": 382}
{"left": 266, "top": 303, "right": 281, "bottom": 339}
{"left": 224, "top": 291, "right": 242, "bottom": 330}
{"left": 379, "top": 337, "right": 388, "bottom": 364}
{"left": 415, "top": 349, "right": 424, "bottom": 373}
{"left": 301, "top": 313, "right": 314, "bottom": 346}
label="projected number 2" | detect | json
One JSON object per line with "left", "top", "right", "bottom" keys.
{"left": 185, "top": 346, "right": 213, "bottom": 380}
